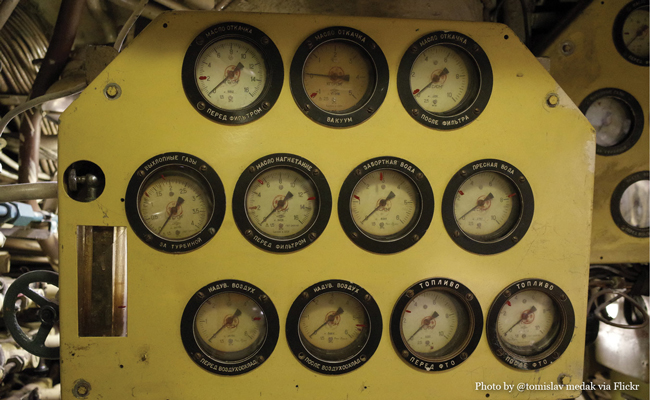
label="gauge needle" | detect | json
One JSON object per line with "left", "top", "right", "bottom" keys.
{"left": 209, "top": 308, "right": 242, "bottom": 342}
{"left": 458, "top": 192, "right": 494, "bottom": 220}
{"left": 304, "top": 72, "right": 350, "bottom": 81}
{"left": 407, "top": 311, "right": 439, "bottom": 341}
{"left": 158, "top": 196, "right": 185, "bottom": 234}
{"left": 503, "top": 305, "right": 537, "bottom": 336}
{"left": 208, "top": 62, "right": 244, "bottom": 95}
{"left": 309, "top": 307, "right": 344, "bottom": 338}
{"left": 361, "top": 191, "right": 396, "bottom": 223}
{"left": 625, "top": 24, "right": 649, "bottom": 47}
{"left": 260, "top": 191, "right": 293, "bottom": 224}
{"left": 414, "top": 67, "right": 449, "bottom": 96}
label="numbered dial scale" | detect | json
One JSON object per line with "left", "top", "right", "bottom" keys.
{"left": 290, "top": 27, "right": 389, "bottom": 128}
{"left": 232, "top": 154, "right": 332, "bottom": 253}
{"left": 442, "top": 159, "right": 534, "bottom": 255}
{"left": 125, "top": 152, "right": 226, "bottom": 253}
{"left": 397, "top": 31, "right": 493, "bottom": 130}
{"left": 613, "top": 0, "right": 649, "bottom": 66}
{"left": 338, "top": 157, "right": 434, "bottom": 254}
{"left": 286, "top": 280, "right": 382, "bottom": 374}
{"left": 610, "top": 170, "right": 650, "bottom": 238}
{"left": 579, "top": 88, "right": 644, "bottom": 156}
{"left": 182, "top": 22, "right": 284, "bottom": 124}
{"left": 486, "top": 279, "right": 575, "bottom": 370}
{"left": 180, "top": 280, "right": 279, "bottom": 375}
{"left": 390, "top": 278, "right": 483, "bottom": 372}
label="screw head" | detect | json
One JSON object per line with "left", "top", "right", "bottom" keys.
{"left": 260, "top": 294, "right": 269, "bottom": 302}
{"left": 312, "top": 169, "right": 320, "bottom": 176}
{"left": 465, "top": 293, "right": 474, "bottom": 301}
{"left": 411, "top": 108, "right": 419, "bottom": 116}
{"left": 360, "top": 354, "right": 367, "bottom": 362}
{"left": 306, "top": 40, "right": 314, "bottom": 49}
{"left": 301, "top": 292, "right": 309, "bottom": 299}
{"left": 504, "top": 290, "right": 512, "bottom": 297}
{"left": 405, "top": 290, "right": 415, "bottom": 298}
{"left": 199, "top": 165, "right": 207, "bottom": 172}
{"left": 303, "top": 104, "right": 311, "bottom": 112}
{"left": 244, "top": 229, "right": 253, "bottom": 237}
{"left": 197, "top": 292, "right": 205, "bottom": 299}
{"left": 496, "top": 349, "right": 504, "bottom": 356}
{"left": 104, "top": 83, "right": 121, "bottom": 100}
{"left": 261, "top": 37, "right": 270, "bottom": 45}
{"left": 547, "top": 94, "right": 559, "bottom": 107}
{"left": 560, "top": 41, "right": 574, "bottom": 55}
{"left": 401, "top": 350, "right": 409, "bottom": 358}
{"left": 308, "top": 232, "right": 318, "bottom": 241}
{"left": 194, "top": 352, "right": 202, "bottom": 360}
{"left": 410, "top": 45, "right": 418, "bottom": 53}
{"left": 298, "top": 352, "right": 306, "bottom": 360}
{"left": 355, "top": 169, "right": 362, "bottom": 176}
{"left": 137, "top": 170, "right": 146, "bottom": 178}
{"left": 350, "top": 232, "right": 359, "bottom": 239}
{"left": 144, "top": 234, "right": 153, "bottom": 242}
{"left": 257, "top": 355, "right": 265, "bottom": 363}
{"left": 453, "top": 230, "right": 460, "bottom": 238}
{"left": 262, "top": 101, "right": 271, "bottom": 110}
{"left": 73, "top": 380, "right": 91, "bottom": 398}
{"left": 248, "top": 166, "right": 256, "bottom": 173}
{"left": 512, "top": 236, "right": 519, "bottom": 243}
{"left": 519, "top": 176, "right": 526, "bottom": 183}
{"left": 196, "top": 37, "right": 204, "bottom": 46}
{"left": 364, "top": 294, "right": 372, "bottom": 302}
{"left": 473, "top": 107, "right": 480, "bottom": 115}
{"left": 460, "top": 352, "right": 468, "bottom": 360}
{"left": 412, "top": 234, "right": 420, "bottom": 242}
{"left": 208, "top": 227, "right": 216, "bottom": 235}
{"left": 197, "top": 102, "right": 206, "bottom": 111}
{"left": 553, "top": 352, "right": 560, "bottom": 359}
{"left": 460, "top": 170, "right": 467, "bottom": 177}
{"left": 367, "top": 107, "right": 374, "bottom": 114}
{"left": 560, "top": 294, "right": 567, "bottom": 301}
{"left": 369, "top": 42, "right": 376, "bottom": 50}
{"left": 416, "top": 172, "right": 424, "bottom": 180}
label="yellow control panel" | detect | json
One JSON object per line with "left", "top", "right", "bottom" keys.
{"left": 59, "top": 12, "right": 594, "bottom": 399}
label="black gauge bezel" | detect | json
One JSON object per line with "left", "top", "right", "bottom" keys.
{"left": 610, "top": 170, "right": 649, "bottom": 237}
{"left": 290, "top": 27, "right": 389, "bottom": 128}
{"left": 442, "top": 159, "right": 534, "bottom": 255}
{"left": 338, "top": 157, "right": 434, "bottom": 254}
{"left": 612, "top": 0, "right": 649, "bottom": 66}
{"left": 182, "top": 22, "right": 284, "bottom": 125}
{"left": 180, "top": 280, "right": 279, "bottom": 376}
{"left": 579, "top": 88, "right": 645, "bottom": 156}
{"left": 286, "top": 279, "right": 382, "bottom": 375}
{"left": 390, "top": 278, "right": 483, "bottom": 372}
{"left": 397, "top": 31, "right": 493, "bottom": 130}
{"left": 487, "top": 279, "right": 575, "bottom": 370}
{"left": 125, "top": 152, "right": 226, "bottom": 253}
{"left": 232, "top": 153, "right": 332, "bottom": 253}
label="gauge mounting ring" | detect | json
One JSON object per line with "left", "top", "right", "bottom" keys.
{"left": 610, "top": 170, "right": 649, "bottom": 237}
{"left": 232, "top": 153, "right": 332, "bottom": 253}
{"left": 125, "top": 152, "right": 226, "bottom": 253}
{"left": 182, "top": 22, "right": 284, "bottom": 125}
{"left": 338, "top": 156, "right": 434, "bottom": 254}
{"left": 180, "top": 280, "right": 279, "bottom": 375}
{"left": 612, "top": 0, "right": 649, "bottom": 66}
{"left": 579, "top": 88, "right": 644, "bottom": 156}
{"left": 397, "top": 31, "right": 493, "bottom": 130}
{"left": 441, "top": 159, "right": 534, "bottom": 255}
{"left": 286, "top": 279, "right": 382, "bottom": 375}
{"left": 486, "top": 279, "right": 575, "bottom": 370}
{"left": 390, "top": 278, "right": 483, "bottom": 372}
{"left": 289, "top": 26, "right": 389, "bottom": 128}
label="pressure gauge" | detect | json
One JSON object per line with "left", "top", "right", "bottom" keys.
{"left": 286, "top": 280, "right": 382, "bottom": 374}
{"left": 125, "top": 152, "right": 226, "bottom": 253}
{"left": 391, "top": 278, "right": 483, "bottom": 372}
{"left": 182, "top": 22, "right": 283, "bottom": 124}
{"left": 613, "top": 0, "right": 649, "bottom": 66}
{"left": 233, "top": 154, "right": 332, "bottom": 253}
{"left": 338, "top": 157, "right": 434, "bottom": 254}
{"left": 442, "top": 159, "right": 534, "bottom": 254}
{"left": 398, "top": 31, "right": 493, "bottom": 130}
{"left": 181, "top": 280, "right": 279, "bottom": 375}
{"left": 487, "top": 279, "right": 575, "bottom": 370}
{"left": 290, "top": 27, "right": 389, "bottom": 127}
{"left": 579, "top": 88, "right": 644, "bottom": 156}
{"left": 611, "top": 170, "right": 650, "bottom": 237}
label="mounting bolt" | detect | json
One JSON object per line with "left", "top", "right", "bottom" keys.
{"left": 416, "top": 172, "right": 424, "bottom": 180}
{"left": 473, "top": 108, "right": 480, "bottom": 115}
{"left": 244, "top": 229, "right": 253, "bottom": 237}
{"left": 460, "top": 170, "right": 467, "bottom": 177}
{"left": 72, "top": 380, "right": 91, "bottom": 398}
{"left": 512, "top": 236, "right": 519, "bottom": 243}
{"left": 504, "top": 290, "right": 512, "bottom": 297}
{"left": 306, "top": 40, "right": 314, "bottom": 49}
{"left": 552, "top": 352, "right": 560, "bottom": 359}
{"left": 262, "top": 101, "right": 271, "bottom": 110}
{"left": 519, "top": 176, "right": 526, "bottom": 183}
{"left": 401, "top": 350, "right": 409, "bottom": 358}
{"left": 546, "top": 94, "right": 559, "bottom": 107}
{"left": 405, "top": 290, "right": 415, "bottom": 298}
{"left": 412, "top": 234, "right": 420, "bottom": 242}
{"left": 260, "top": 294, "right": 269, "bottom": 302}
{"left": 560, "top": 294, "right": 567, "bottom": 301}
{"left": 308, "top": 232, "right": 318, "bottom": 241}
{"left": 257, "top": 355, "right": 265, "bottom": 363}
{"left": 367, "top": 107, "right": 374, "bottom": 114}
{"left": 208, "top": 227, "right": 216, "bottom": 235}
{"left": 104, "top": 83, "right": 121, "bottom": 100}
{"left": 364, "top": 294, "right": 372, "bottom": 302}
{"left": 453, "top": 230, "right": 460, "bottom": 238}
{"left": 303, "top": 104, "right": 311, "bottom": 112}
{"left": 465, "top": 293, "right": 474, "bottom": 301}
{"left": 137, "top": 170, "right": 146, "bottom": 177}
{"left": 199, "top": 165, "right": 207, "bottom": 172}
{"left": 558, "top": 374, "right": 571, "bottom": 386}
{"left": 197, "top": 101, "right": 206, "bottom": 111}
{"left": 298, "top": 352, "right": 306, "bottom": 360}
{"left": 560, "top": 41, "right": 574, "bottom": 56}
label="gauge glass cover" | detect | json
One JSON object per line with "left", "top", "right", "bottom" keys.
{"left": 137, "top": 166, "right": 214, "bottom": 241}
{"left": 622, "top": 7, "right": 649, "bottom": 59}
{"left": 302, "top": 41, "right": 375, "bottom": 114}
{"left": 453, "top": 171, "right": 521, "bottom": 242}
{"left": 409, "top": 44, "right": 479, "bottom": 115}
{"left": 620, "top": 179, "right": 650, "bottom": 228}
{"left": 195, "top": 38, "right": 266, "bottom": 111}
{"left": 194, "top": 292, "right": 267, "bottom": 362}
{"left": 400, "top": 289, "right": 470, "bottom": 360}
{"left": 585, "top": 96, "right": 633, "bottom": 147}
{"left": 299, "top": 292, "right": 369, "bottom": 362}
{"left": 350, "top": 169, "right": 421, "bottom": 241}
{"left": 245, "top": 167, "right": 319, "bottom": 239}
{"left": 496, "top": 290, "right": 561, "bottom": 356}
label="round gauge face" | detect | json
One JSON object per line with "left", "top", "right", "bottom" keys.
{"left": 620, "top": 179, "right": 650, "bottom": 228}
{"left": 400, "top": 290, "right": 470, "bottom": 360}
{"left": 350, "top": 169, "right": 421, "bottom": 240}
{"left": 409, "top": 45, "right": 478, "bottom": 115}
{"left": 496, "top": 290, "right": 560, "bottom": 356}
{"left": 622, "top": 7, "right": 649, "bottom": 59}
{"left": 585, "top": 96, "right": 633, "bottom": 147}
{"left": 299, "top": 292, "right": 369, "bottom": 362}
{"left": 302, "top": 41, "right": 375, "bottom": 114}
{"left": 194, "top": 292, "right": 267, "bottom": 362}
{"left": 195, "top": 38, "right": 266, "bottom": 111}
{"left": 138, "top": 167, "right": 214, "bottom": 241}
{"left": 245, "top": 168, "right": 319, "bottom": 239}
{"left": 453, "top": 172, "right": 521, "bottom": 242}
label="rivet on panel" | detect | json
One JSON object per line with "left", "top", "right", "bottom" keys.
{"left": 72, "top": 379, "right": 91, "bottom": 399}
{"left": 546, "top": 94, "right": 559, "bottom": 107}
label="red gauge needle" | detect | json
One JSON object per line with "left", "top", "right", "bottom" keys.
{"left": 414, "top": 67, "right": 449, "bottom": 96}
{"left": 260, "top": 191, "right": 293, "bottom": 224}
{"left": 209, "top": 62, "right": 244, "bottom": 95}
{"left": 503, "top": 305, "right": 537, "bottom": 336}
{"left": 407, "top": 311, "right": 439, "bottom": 341}
{"left": 158, "top": 196, "right": 184, "bottom": 234}
{"left": 309, "top": 307, "right": 344, "bottom": 338}
{"left": 458, "top": 192, "right": 493, "bottom": 220}
{"left": 361, "top": 191, "right": 395, "bottom": 223}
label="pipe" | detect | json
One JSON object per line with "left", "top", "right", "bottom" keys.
{"left": 107, "top": 0, "right": 165, "bottom": 19}
{"left": 0, "top": 0, "right": 19, "bottom": 31}
{"left": 0, "top": 182, "right": 57, "bottom": 202}
{"left": 86, "top": 0, "right": 117, "bottom": 42}
{"left": 153, "top": 0, "right": 191, "bottom": 10}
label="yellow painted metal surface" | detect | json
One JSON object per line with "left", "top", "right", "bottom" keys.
{"left": 58, "top": 12, "right": 594, "bottom": 399}
{"left": 540, "top": 0, "right": 649, "bottom": 264}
